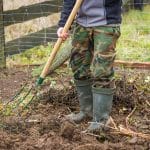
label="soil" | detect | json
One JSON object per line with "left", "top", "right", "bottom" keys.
{"left": 0, "top": 66, "right": 150, "bottom": 150}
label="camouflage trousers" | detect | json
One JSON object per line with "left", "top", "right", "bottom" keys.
{"left": 70, "top": 24, "right": 121, "bottom": 87}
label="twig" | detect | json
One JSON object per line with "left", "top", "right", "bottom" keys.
{"left": 114, "top": 60, "right": 150, "bottom": 70}
{"left": 125, "top": 106, "right": 137, "bottom": 129}
{"left": 119, "top": 125, "right": 150, "bottom": 140}
{"left": 12, "top": 60, "right": 150, "bottom": 70}
{"left": 82, "top": 132, "right": 102, "bottom": 138}
{"left": 110, "top": 116, "right": 118, "bottom": 129}
{"left": 12, "top": 64, "right": 42, "bottom": 68}
{"left": 73, "top": 144, "right": 102, "bottom": 150}
{"left": 85, "top": 118, "right": 150, "bottom": 141}
{"left": 146, "top": 100, "right": 150, "bottom": 107}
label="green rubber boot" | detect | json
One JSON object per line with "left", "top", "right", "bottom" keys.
{"left": 86, "top": 86, "right": 115, "bottom": 132}
{"left": 66, "top": 79, "right": 93, "bottom": 123}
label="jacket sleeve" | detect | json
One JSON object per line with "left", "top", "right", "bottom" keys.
{"left": 58, "top": 0, "right": 76, "bottom": 27}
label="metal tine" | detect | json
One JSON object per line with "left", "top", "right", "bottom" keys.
{"left": 19, "top": 95, "right": 35, "bottom": 115}
{"left": 18, "top": 86, "right": 39, "bottom": 114}
{"left": 23, "top": 95, "right": 35, "bottom": 109}
{"left": 1, "top": 83, "right": 27, "bottom": 115}
{"left": 12, "top": 86, "right": 33, "bottom": 110}
{"left": 5, "top": 82, "right": 28, "bottom": 105}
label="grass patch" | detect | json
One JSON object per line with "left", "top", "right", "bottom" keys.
{"left": 117, "top": 5, "right": 150, "bottom": 62}
{"left": 7, "top": 44, "right": 53, "bottom": 66}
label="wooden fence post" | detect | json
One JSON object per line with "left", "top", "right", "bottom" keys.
{"left": 0, "top": 0, "right": 6, "bottom": 68}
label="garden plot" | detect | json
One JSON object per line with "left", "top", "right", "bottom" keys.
{"left": 0, "top": 67, "right": 149, "bottom": 150}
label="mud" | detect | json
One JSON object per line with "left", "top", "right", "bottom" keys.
{"left": 0, "top": 67, "right": 150, "bottom": 150}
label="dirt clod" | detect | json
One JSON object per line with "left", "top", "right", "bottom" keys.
{"left": 60, "top": 120, "right": 76, "bottom": 139}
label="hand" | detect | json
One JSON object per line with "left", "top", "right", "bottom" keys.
{"left": 57, "top": 27, "right": 69, "bottom": 41}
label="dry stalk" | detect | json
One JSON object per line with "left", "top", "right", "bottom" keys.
{"left": 125, "top": 106, "right": 137, "bottom": 129}
{"left": 84, "top": 117, "right": 150, "bottom": 141}
{"left": 110, "top": 117, "right": 118, "bottom": 130}
{"left": 146, "top": 100, "right": 150, "bottom": 107}
{"left": 118, "top": 125, "right": 150, "bottom": 140}
{"left": 73, "top": 144, "right": 103, "bottom": 150}
{"left": 83, "top": 132, "right": 102, "bottom": 138}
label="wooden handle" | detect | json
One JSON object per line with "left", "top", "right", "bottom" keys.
{"left": 40, "top": 0, "right": 83, "bottom": 78}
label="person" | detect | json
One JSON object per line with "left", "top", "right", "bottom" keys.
{"left": 57, "top": 0, "right": 122, "bottom": 132}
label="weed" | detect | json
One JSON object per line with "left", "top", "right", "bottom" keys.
{"left": 117, "top": 5, "right": 150, "bottom": 62}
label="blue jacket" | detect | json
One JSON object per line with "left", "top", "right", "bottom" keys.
{"left": 58, "top": 0, "right": 122, "bottom": 27}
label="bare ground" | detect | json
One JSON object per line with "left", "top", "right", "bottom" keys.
{"left": 0, "top": 66, "right": 150, "bottom": 150}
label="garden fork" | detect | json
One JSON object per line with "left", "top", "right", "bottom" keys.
{"left": 1, "top": 0, "right": 84, "bottom": 115}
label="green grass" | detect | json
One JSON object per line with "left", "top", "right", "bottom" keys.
{"left": 7, "top": 5, "right": 150, "bottom": 66}
{"left": 116, "top": 5, "right": 150, "bottom": 62}
{"left": 7, "top": 44, "right": 53, "bottom": 66}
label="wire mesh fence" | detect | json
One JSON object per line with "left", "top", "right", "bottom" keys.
{"left": 2, "top": 0, "right": 62, "bottom": 57}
